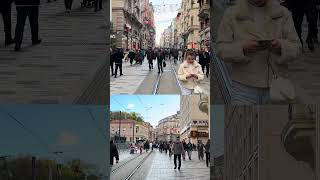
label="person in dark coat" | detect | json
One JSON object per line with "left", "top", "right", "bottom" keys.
{"left": 110, "top": 48, "right": 115, "bottom": 76}
{"left": 205, "top": 139, "right": 210, "bottom": 167}
{"left": 14, "top": 0, "right": 42, "bottom": 51}
{"left": 156, "top": 49, "right": 165, "bottom": 73}
{"left": 1, "top": 0, "right": 15, "bottom": 46}
{"left": 172, "top": 137, "right": 184, "bottom": 170}
{"left": 110, "top": 140, "right": 119, "bottom": 165}
{"left": 64, "top": 0, "right": 73, "bottom": 13}
{"left": 197, "top": 140, "right": 204, "bottom": 161}
{"left": 146, "top": 47, "right": 154, "bottom": 70}
{"left": 286, "top": 0, "right": 318, "bottom": 51}
{"left": 198, "top": 49, "right": 210, "bottom": 78}
{"left": 114, "top": 48, "right": 124, "bottom": 78}
{"left": 94, "top": 0, "right": 103, "bottom": 12}
{"left": 128, "top": 49, "right": 135, "bottom": 65}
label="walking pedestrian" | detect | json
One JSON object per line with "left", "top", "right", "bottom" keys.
{"left": 114, "top": 48, "right": 124, "bottom": 78}
{"left": 199, "top": 48, "right": 210, "bottom": 78}
{"left": 110, "top": 140, "right": 119, "bottom": 165}
{"left": 172, "top": 137, "right": 184, "bottom": 170}
{"left": 205, "top": 139, "right": 210, "bottom": 167}
{"left": 64, "top": 0, "right": 73, "bottom": 13}
{"left": 186, "top": 141, "right": 193, "bottom": 160}
{"left": 178, "top": 50, "right": 204, "bottom": 94}
{"left": 172, "top": 49, "right": 179, "bottom": 64}
{"left": 94, "top": 0, "right": 103, "bottom": 12}
{"left": 178, "top": 49, "right": 183, "bottom": 62}
{"left": 217, "top": 0, "right": 301, "bottom": 104}
{"left": 156, "top": 49, "right": 165, "bottom": 73}
{"left": 182, "top": 140, "right": 187, "bottom": 160}
{"left": 128, "top": 49, "right": 135, "bottom": 65}
{"left": 1, "top": 0, "right": 15, "bottom": 46}
{"left": 197, "top": 140, "right": 204, "bottom": 161}
{"left": 144, "top": 140, "right": 150, "bottom": 153}
{"left": 14, "top": 0, "right": 42, "bottom": 51}
{"left": 286, "top": 0, "right": 318, "bottom": 51}
{"left": 110, "top": 48, "right": 115, "bottom": 76}
{"left": 146, "top": 47, "right": 154, "bottom": 70}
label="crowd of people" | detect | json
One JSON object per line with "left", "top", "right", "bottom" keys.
{"left": 0, "top": 0, "right": 103, "bottom": 51}
{"left": 110, "top": 46, "right": 211, "bottom": 94}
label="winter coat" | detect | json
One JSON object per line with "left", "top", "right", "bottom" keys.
{"left": 173, "top": 141, "right": 184, "bottom": 155}
{"left": 197, "top": 144, "right": 204, "bottom": 153}
{"left": 199, "top": 52, "right": 210, "bottom": 65}
{"left": 146, "top": 50, "right": 155, "bottom": 60}
{"left": 178, "top": 60, "right": 204, "bottom": 90}
{"left": 205, "top": 142, "right": 210, "bottom": 153}
{"left": 110, "top": 143, "right": 119, "bottom": 165}
{"left": 217, "top": 0, "right": 301, "bottom": 88}
{"left": 156, "top": 52, "right": 165, "bottom": 62}
{"left": 114, "top": 51, "right": 124, "bottom": 64}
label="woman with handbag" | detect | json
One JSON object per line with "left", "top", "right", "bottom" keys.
{"left": 178, "top": 50, "right": 205, "bottom": 94}
{"left": 217, "top": 0, "right": 301, "bottom": 104}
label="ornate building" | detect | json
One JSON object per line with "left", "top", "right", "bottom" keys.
{"left": 155, "top": 113, "right": 180, "bottom": 142}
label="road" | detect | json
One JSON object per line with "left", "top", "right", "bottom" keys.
{"left": 110, "top": 58, "right": 210, "bottom": 95}
{"left": 110, "top": 150, "right": 210, "bottom": 180}
{"left": 0, "top": 0, "right": 108, "bottom": 104}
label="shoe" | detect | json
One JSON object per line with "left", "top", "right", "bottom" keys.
{"left": 120, "top": 74, "right": 123, "bottom": 76}
{"left": 178, "top": 167, "right": 180, "bottom": 170}
{"left": 14, "top": 43, "right": 21, "bottom": 51}
{"left": 174, "top": 166, "right": 176, "bottom": 169}
{"left": 114, "top": 76, "right": 117, "bottom": 78}
{"left": 158, "top": 72, "right": 160, "bottom": 73}
{"left": 5, "top": 38, "right": 15, "bottom": 46}
{"left": 32, "top": 39, "right": 42, "bottom": 45}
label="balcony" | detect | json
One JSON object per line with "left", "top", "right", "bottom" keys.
{"left": 282, "top": 105, "right": 316, "bottom": 170}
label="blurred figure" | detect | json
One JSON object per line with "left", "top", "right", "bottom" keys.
{"left": 286, "top": 0, "right": 318, "bottom": 51}
{"left": 186, "top": 141, "right": 193, "bottom": 160}
{"left": 205, "top": 139, "right": 210, "bottom": 167}
{"left": 64, "top": 0, "right": 73, "bottom": 13}
{"left": 14, "top": 0, "right": 42, "bottom": 51}
{"left": 110, "top": 140, "right": 119, "bottom": 165}
{"left": 172, "top": 137, "right": 184, "bottom": 170}
{"left": 217, "top": 0, "right": 301, "bottom": 104}
{"left": 1, "top": 0, "right": 15, "bottom": 46}
{"left": 128, "top": 49, "right": 135, "bottom": 65}
{"left": 146, "top": 47, "right": 154, "bottom": 70}
{"left": 178, "top": 50, "right": 204, "bottom": 94}
{"left": 114, "top": 48, "right": 124, "bottom": 78}
{"left": 199, "top": 48, "right": 210, "bottom": 78}
{"left": 94, "top": 0, "right": 103, "bottom": 12}
{"left": 197, "top": 140, "right": 204, "bottom": 161}
{"left": 156, "top": 49, "right": 165, "bottom": 73}
{"left": 110, "top": 48, "right": 115, "bottom": 76}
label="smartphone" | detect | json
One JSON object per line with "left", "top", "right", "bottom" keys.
{"left": 258, "top": 40, "right": 273, "bottom": 46}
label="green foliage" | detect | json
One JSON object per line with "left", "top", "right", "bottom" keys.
{"left": 110, "top": 111, "right": 144, "bottom": 122}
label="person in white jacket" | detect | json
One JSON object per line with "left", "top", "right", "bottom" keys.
{"left": 178, "top": 50, "right": 204, "bottom": 94}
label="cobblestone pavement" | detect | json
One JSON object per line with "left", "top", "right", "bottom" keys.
{"left": 131, "top": 150, "right": 210, "bottom": 180}
{"left": 0, "top": 0, "right": 107, "bottom": 104}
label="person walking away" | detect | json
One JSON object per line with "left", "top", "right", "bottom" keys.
{"left": 217, "top": 0, "right": 301, "bottom": 104}
{"left": 186, "top": 141, "right": 193, "bottom": 160}
{"left": 172, "top": 137, "right": 184, "bottom": 170}
{"left": 168, "top": 141, "right": 172, "bottom": 158}
{"left": 114, "top": 48, "right": 124, "bottom": 78}
{"left": 287, "top": 0, "right": 318, "bottom": 51}
{"left": 110, "top": 48, "right": 115, "bottom": 76}
{"left": 199, "top": 48, "right": 210, "bottom": 78}
{"left": 197, "top": 140, "right": 204, "bottom": 161}
{"left": 128, "top": 49, "right": 135, "bottom": 65}
{"left": 14, "top": 0, "right": 42, "bottom": 51}
{"left": 134, "top": 50, "right": 142, "bottom": 65}
{"left": 205, "top": 139, "right": 210, "bottom": 167}
{"left": 110, "top": 140, "right": 119, "bottom": 165}
{"left": 1, "top": 0, "right": 15, "bottom": 46}
{"left": 182, "top": 140, "right": 187, "bottom": 160}
{"left": 94, "top": 0, "right": 103, "bottom": 12}
{"left": 156, "top": 49, "right": 164, "bottom": 73}
{"left": 178, "top": 49, "right": 183, "bottom": 62}
{"left": 178, "top": 50, "right": 204, "bottom": 94}
{"left": 173, "top": 49, "right": 179, "bottom": 64}
{"left": 146, "top": 47, "right": 154, "bottom": 70}
{"left": 64, "top": 0, "right": 73, "bottom": 13}
{"left": 144, "top": 140, "right": 150, "bottom": 153}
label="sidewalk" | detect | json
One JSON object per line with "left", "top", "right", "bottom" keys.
{"left": 131, "top": 150, "right": 210, "bottom": 180}
{"left": 0, "top": 0, "right": 107, "bottom": 104}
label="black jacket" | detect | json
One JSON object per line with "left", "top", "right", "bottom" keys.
{"left": 146, "top": 50, "right": 154, "bottom": 60}
{"left": 110, "top": 143, "right": 119, "bottom": 165}
{"left": 114, "top": 50, "right": 124, "bottom": 64}
{"left": 15, "top": 0, "right": 40, "bottom": 6}
{"left": 156, "top": 52, "right": 165, "bottom": 61}
{"left": 199, "top": 52, "right": 210, "bottom": 65}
